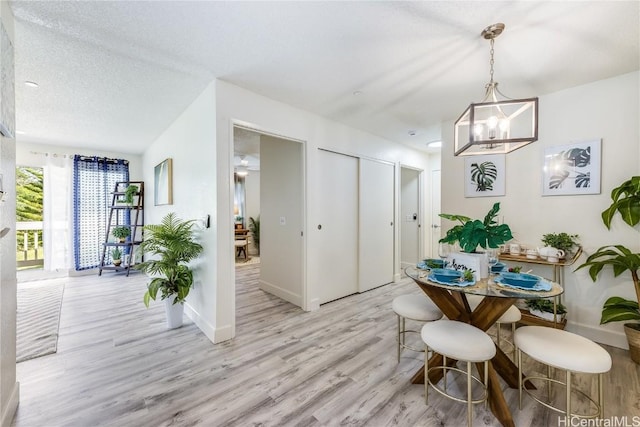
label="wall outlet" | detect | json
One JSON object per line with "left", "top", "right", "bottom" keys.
{"left": 279, "top": 216, "right": 286, "bottom": 225}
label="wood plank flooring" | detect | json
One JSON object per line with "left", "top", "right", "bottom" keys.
{"left": 12, "top": 265, "right": 640, "bottom": 426}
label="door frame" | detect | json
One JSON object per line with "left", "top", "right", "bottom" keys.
{"left": 399, "top": 164, "right": 423, "bottom": 270}
{"left": 229, "top": 119, "right": 307, "bottom": 319}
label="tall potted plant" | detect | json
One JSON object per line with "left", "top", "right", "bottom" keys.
{"left": 576, "top": 176, "right": 640, "bottom": 363}
{"left": 134, "top": 213, "right": 203, "bottom": 329}
{"left": 249, "top": 215, "right": 260, "bottom": 254}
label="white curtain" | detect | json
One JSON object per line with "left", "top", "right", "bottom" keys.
{"left": 43, "top": 154, "right": 73, "bottom": 271}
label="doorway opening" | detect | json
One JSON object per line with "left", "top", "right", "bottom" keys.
{"left": 232, "top": 125, "right": 306, "bottom": 328}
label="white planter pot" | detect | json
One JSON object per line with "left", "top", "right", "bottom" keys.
{"left": 447, "top": 251, "right": 488, "bottom": 281}
{"left": 164, "top": 295, "right": 184, "bottom": 329}
{"left": 530, "top": 309, "right": 565, "bottom": 322}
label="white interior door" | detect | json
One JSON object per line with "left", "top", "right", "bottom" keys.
{"left": 317, "top": 150, "right": 358, "bottom": 304}
{"left": 400, "top": 167, "right": 421, "bottom": 269}
{"left": 359, "top": 158, "right": 394, "bottom": 292}
{"left": 430, "top": 169, "right": 441, "bottom": 258}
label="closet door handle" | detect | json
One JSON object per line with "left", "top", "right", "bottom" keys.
{"left": 318, "top": 224, "right": 322, "bottom": 230}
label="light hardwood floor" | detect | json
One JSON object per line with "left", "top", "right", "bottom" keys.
{"left": 12, "top": 265, "right": 640, "bottom": 426}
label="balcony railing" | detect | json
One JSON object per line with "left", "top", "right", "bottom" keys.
{"left": 16, "top": 221, "right": 44, "bottom": 269}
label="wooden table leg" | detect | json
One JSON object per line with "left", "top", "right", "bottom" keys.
{"left": 480, "top": 361, "right": 516, "bottom": 427}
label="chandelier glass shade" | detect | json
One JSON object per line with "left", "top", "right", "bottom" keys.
{"left": 454, "top": 23, "right": 538, "bottom": 156}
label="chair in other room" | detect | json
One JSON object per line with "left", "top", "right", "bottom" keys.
{"left": 234, "top": 230, "right": 250, "bottom": 259}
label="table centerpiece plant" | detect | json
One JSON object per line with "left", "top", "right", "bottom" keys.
{"left": 575, "top": 176, "right": 640, "bottom": 363}
{"left": 439, "top": 202, "right": 513, "bottom": 253}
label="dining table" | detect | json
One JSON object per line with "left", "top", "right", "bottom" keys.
{"left": 404, "top": 266, "right": 564, "bottom": 427}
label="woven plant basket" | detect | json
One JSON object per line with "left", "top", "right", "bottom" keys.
{"left": 624, "top": 323, "right": 640, "bottom": 364}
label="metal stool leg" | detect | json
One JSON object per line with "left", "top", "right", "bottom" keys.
{"left": 484, "top": 360, "right": 489, "bottom": 409}
{"left": 518, "top": 348, "right": 523, "bottom": 410}
{"left": 467, "top": 360, "right": 472, "bottom": 427}
{"left": 397, "top": 315, "right": 401, "bottom": 362}
{"left": 566, "top": 370, "right": 572, "bottom": 420}
{"left": 424, "top": 345, "right": 430, "bottom": 404}
{"left": 598, "top": 373, "right": 604, "bottom": 418}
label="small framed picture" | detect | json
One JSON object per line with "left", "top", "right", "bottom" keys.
{"left": 154, "top": 158, "right": 173, "bottom": 205}
{"left": 542, "top": 139, "right": 601, "bottom": 196}
{"left": 464, "top": 154, "right": 506, "bottom": 197}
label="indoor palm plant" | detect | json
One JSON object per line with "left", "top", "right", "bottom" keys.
{"left": 249, "top": 215, "right": 260, "bottom": 254}
{"left": 575, "top": 176, "right": 640, "bottom": 363}
{"left": 134, "top": 212, "right": 203, "bottom": 329}
{"left": 439, "top": 202, "right": 513, "bottom": 253}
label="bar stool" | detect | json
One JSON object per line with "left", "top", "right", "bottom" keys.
{"left": 514, "top": 326, "right": 612, "bottom": 420}
{"left": 421, "top": 320, "right": 496, "bottom": 427}
{"left": 392, "top": 294, "right": 442, "bottom": 362}
{"left": 467, "top": 295, "right": 521, "bottom": 359}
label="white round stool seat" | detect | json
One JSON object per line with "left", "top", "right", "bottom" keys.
{"left": 421, "top": 320, "right": 496, "bottom": 362}
{"left": 498, "top": 305, "right": 522, "bottom": 323}
{"left": 515, "top": 326, "right": 611, "bottom": 373}
{"left": 466, "top": 295, "right": 521, "bottom": 323}
{"left": 392, "top": 295, "right": 443, "bottom": 322}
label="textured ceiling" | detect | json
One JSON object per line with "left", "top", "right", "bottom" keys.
{"left": 11, "top": 1, "right": 640, "bottom": 154}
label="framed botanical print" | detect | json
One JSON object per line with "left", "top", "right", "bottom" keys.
{"left": 154, "top": 158, "right": 173, "bottom": 205}
{"left": 464, "top": 154, "right": 506, "bottom": 197}
{"left": 542, "top": 139, "right": 601, "bottom": 196}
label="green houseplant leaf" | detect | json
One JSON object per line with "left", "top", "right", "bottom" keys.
{"left": 601, "top": 176, "right": 640, "bottom": 229}
{"left": 576, "top": 176, "right": 640, "bottom": 327}
{"left": 439, "top": 202, "right": 513, "bottom": 253}
{"left": 134, "top": 213, "right": 203, "bottom": 307}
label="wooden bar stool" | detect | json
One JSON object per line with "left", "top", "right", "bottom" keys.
{"left": 421, "top": 320, "right": 496, "bottom": 427}
{"left": 392, "top": 294, "right": 442, "bottom": 362}
{"left": 515, "top": 326, "right": 612, "bottom": 421}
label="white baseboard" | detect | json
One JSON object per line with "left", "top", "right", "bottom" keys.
{"left": 184, "top": 303, "right": 233, "bottom": 344}
{"left": 259, "top": 279, "right": 302, "bottom": 307}
{"left": 393, "top": 272, "right": 402, "bottom": 282}
{"left": 1, "top": 382, "right": 19, "bottom": 427}
{"left": 565, "top": 321, "right": 629, "bottom": 349}
{"left": 308, "top": 298, "right": 320, "bottom": 311}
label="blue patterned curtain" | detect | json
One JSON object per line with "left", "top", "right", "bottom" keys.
{"left": 72, "top": 156, "right": 129, "bottom": 270}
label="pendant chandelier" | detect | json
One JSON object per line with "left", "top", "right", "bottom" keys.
{"left": 454, "top": 23, "right": 538, "bottom": 156}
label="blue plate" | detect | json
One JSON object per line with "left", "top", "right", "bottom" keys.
{"left": 430, "top": 268, "right": 462, "bottom": 283}
{"left": 428, "top": 274, "right": 475, "bottom": 287}
{"left": 495, "top": 276, "right": 552, "bottom": 292}
{"left": 417, "top": 259, "right": 445, "bottom": 270}
{"left": 498, "top": 272, "right": 539, "bottom": 288}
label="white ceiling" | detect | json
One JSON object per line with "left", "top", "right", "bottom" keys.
{"left": 11, "top": 1, "right": 640, "bottom": 154}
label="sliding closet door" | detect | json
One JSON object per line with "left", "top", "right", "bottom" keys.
{"left": 359, "top": 158, "right": 394, "bottom": 291}
{"left": 316, "top": 150, "right": 358, "bottom": 304}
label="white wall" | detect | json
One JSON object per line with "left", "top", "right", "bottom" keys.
{"left": 215, "top": 79, "right": 432, "bottom": 340}
{"left": 259, "top": 135, "right": 303, "bottom": 305}
{"left": 441, "top": 71, "right": 640, "bottom": 348}
{"left": 142, "top": 82, "right": 217, "bottom": 343}
{"left": 0, "top": 3, "right": 18, "bottom": 426}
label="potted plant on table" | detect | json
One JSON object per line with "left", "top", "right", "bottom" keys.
{"left": 541, "top": 232, "right": 580, "bottom": 258}
{"left": 439, "top": 202, "right": 513, "bottom": 279}
{"left": 112, "top": 226, "right": 131, "bottom": 243}
{"left": 439, "top": 202, "right": 513, "bottom": 253}
{"left": 133, "top": 212, "right": 203, "bottom": 329}
{"left": 575, "top": 176, "right": 640, "bottom": 363}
